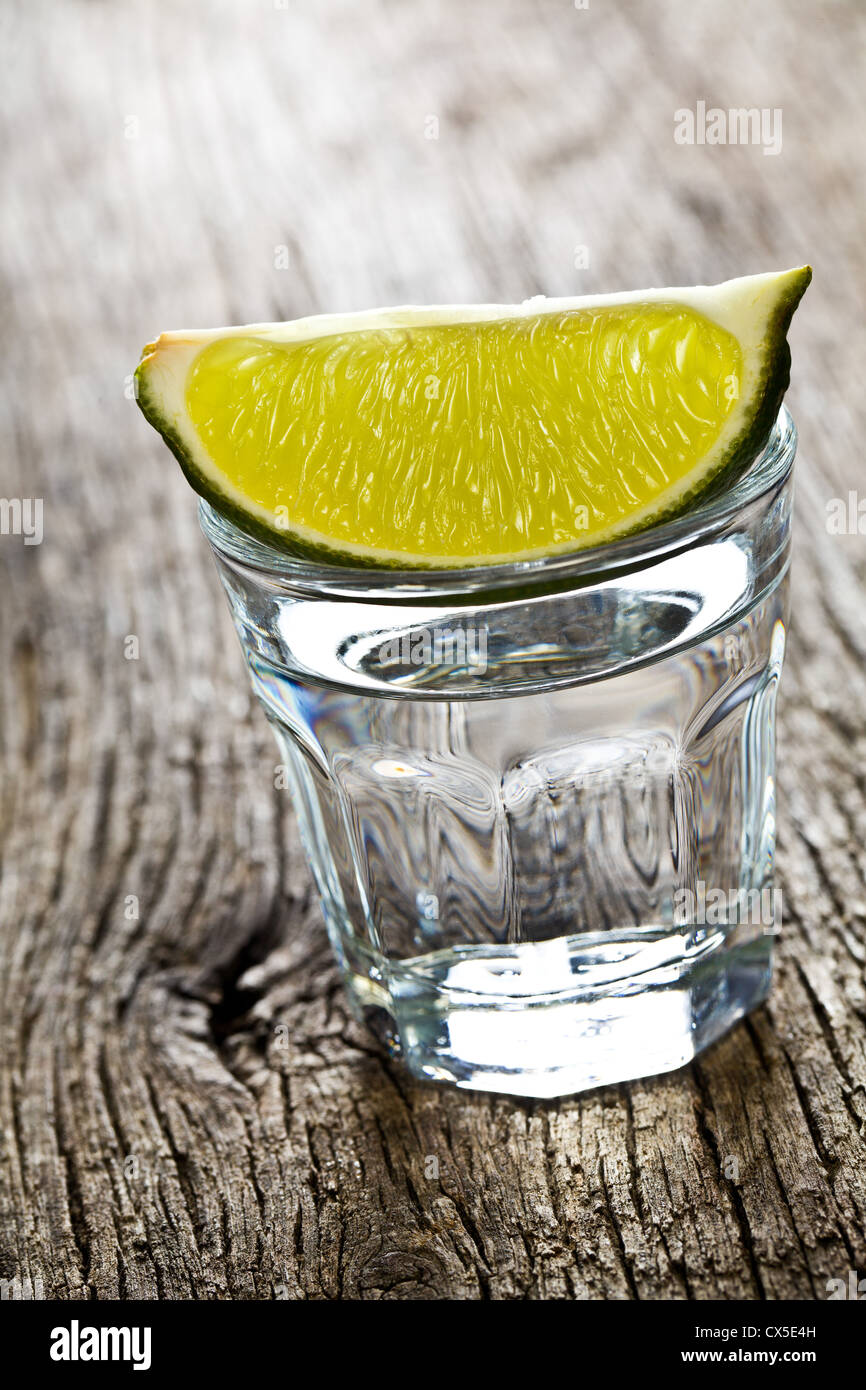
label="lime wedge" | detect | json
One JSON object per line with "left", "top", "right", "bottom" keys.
{"left": 136, "top": 267, "right": 810, "bottom": 567}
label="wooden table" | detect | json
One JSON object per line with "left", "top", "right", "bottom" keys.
{"left": 2, "top": 0, "right": 865, "bottom": 1300}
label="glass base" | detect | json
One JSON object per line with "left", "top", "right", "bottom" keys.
{"left": 344, "top": 930, "right": 772, "bottom": 1098}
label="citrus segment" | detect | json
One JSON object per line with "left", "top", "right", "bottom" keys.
{"left": 136, "top": 267, "right": 810, "bottom": 566}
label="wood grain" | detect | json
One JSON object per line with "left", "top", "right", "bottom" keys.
{"left": 1, "top": 0, "right": 865, "bottom": 1300}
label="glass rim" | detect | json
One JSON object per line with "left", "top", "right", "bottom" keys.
{"left": 199, "top": 407, "right": 796, "bottom": 598}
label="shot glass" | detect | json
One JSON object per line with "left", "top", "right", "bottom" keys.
{"left": 200, "top": 409, "right": 796, "bottom": 1097}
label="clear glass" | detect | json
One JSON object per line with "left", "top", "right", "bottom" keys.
{"left": 200, "top": 409, "right": 796, "bottom": 1097}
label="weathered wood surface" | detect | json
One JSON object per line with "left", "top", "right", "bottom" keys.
{"left": 2, "top": 0, "right": 865, "bottom": 1300}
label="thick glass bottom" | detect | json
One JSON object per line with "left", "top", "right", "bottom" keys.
{"left": 343, "top": 929, "right": 772, "bottom": 1098}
